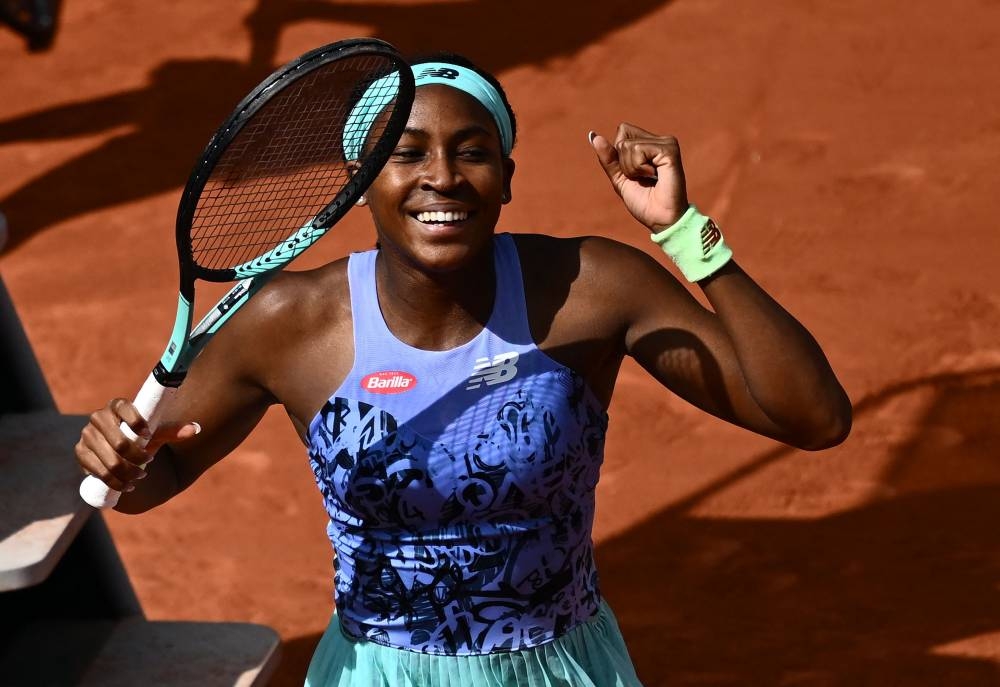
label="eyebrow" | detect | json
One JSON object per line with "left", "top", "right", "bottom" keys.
{"left": 400, "top": 124, "right": 496, "bottom": 142}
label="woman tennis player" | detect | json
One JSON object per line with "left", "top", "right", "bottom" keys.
{"left": 76, "top": 52, "right": 851, "bottom": 686}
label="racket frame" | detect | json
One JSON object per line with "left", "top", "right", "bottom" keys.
{"left": 157, "top": 37, "right": 414, "bottom": 387}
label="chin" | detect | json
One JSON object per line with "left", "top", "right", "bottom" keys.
{"left": 389, "top": 221, "right": 494, "bottom": 269}
{"left": 410, "top": 239, "right": 490, "bottom": 274}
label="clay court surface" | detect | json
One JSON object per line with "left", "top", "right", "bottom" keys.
{"left": 3, "top": 1, "right": 1000, "bottom": 684}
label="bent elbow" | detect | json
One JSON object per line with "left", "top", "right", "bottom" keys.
{"left": 799, "top": 421, "right": 851, "bottom": 451}
{"left": 796, "top": 399, "right": 853, "bottom": 451}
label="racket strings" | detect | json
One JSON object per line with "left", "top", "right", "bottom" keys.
{"left": 189, "top": 54, "right": 402, "bottom": 272}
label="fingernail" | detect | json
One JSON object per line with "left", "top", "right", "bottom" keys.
{"left": 125, "top": 484, "right": 136, "bottom": 492}
{"left": 192, "top": 422, "right": 202, "bottom": 435}
{"left": 588, "top": 131, "right": 596, "bottom": 144}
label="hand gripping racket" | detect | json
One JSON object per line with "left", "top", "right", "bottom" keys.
{"left": 80, "top": 38, "right": 415, "bottom": 508}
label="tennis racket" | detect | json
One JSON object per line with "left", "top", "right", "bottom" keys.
{"left": 80, "top": 38, "right": 415, "bottom": 508}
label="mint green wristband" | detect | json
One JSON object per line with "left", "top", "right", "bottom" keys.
{"left": 650, "top": 205, "right": 733, "bottom": 282}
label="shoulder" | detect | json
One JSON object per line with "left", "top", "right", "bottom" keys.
{"left": 208, "top": 256, "right": 353, "bottom": 359}
{"left": 510, "top": 231, "right": 699, "bottom": 343}
{"left": 510, "top": 231, "right": 676, "bottom": 297}
{"left": 508, "top": 233, "right": 691, "bottom": 398}
{"left": 247, "top": 256, "right": 351, "bottom": 321}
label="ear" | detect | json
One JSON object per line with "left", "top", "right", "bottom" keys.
{"left": 501, "top": 157, "right": 515, "bottom": 205}
{"left": 347, "top": 161, "right": 370, "bottom": 206}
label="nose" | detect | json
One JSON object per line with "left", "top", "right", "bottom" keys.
{"left": 419, "top": 150, "right": 462, "bottom": 194}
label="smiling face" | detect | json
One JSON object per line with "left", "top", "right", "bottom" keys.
{"left": 364, "top": 84, "right": 515, "bottom": 274}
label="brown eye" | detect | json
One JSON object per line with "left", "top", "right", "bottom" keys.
{"left": 391, "top": 148, "right": 423, "bottom": 161}
{"left": 458, "top": 148, "right": 489, "bottom": 161}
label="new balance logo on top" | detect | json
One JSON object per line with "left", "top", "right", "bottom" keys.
{"left": 466, "top": 352, "right": 519, "bottom": 390}
{"left": 701, "top": 219, "right": 722, "bottom": 256}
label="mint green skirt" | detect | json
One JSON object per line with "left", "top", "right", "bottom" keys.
{"left": 304, "top": 601, "right": 644, "bottom": 686}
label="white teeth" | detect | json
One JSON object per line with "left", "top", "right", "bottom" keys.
{"left": 415, "top": 210, "right": 469, "bottom": 223}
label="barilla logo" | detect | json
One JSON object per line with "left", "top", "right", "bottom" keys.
{"left": 361, "top": 371, "right": 417, "bottom": 394}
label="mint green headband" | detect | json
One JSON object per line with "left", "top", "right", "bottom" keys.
{"left": 343, "top": 62, "right": 513, "bottom": 161}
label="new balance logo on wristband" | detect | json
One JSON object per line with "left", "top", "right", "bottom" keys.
{"left": 416, "top": 67, "right": 459, "bottom": 80}
{"left": 466, "top": 352, "right": 519, "bottom": 390}
{"left": 701, "top": 219, "right": 722, "bottom": 256}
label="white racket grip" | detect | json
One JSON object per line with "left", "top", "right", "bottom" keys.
{"left": 79, "top": 373, "right": 177, "bottom": 509}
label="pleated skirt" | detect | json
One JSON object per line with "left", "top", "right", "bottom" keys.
{"left": 304, "top": 601, "right": 644, "bottom": 687}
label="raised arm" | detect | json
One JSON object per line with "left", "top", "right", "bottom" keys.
{"left": 589, "top": 124, "right": 851, "bottom": 450}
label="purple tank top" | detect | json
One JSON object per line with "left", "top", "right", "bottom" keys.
{"left": 306, "top": 233, "right": 609, "bottom": 655}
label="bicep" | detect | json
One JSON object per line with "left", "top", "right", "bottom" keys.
{"left": 615, "top": 247, "right": 787, "bottom": 439}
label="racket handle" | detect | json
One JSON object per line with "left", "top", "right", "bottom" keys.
{"left": 79, "top": 373, "right": 176, "bottom": 509}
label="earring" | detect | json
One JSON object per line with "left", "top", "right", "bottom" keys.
{"left": 355, "top": 195, "right": 367, "bottom": 207}
{"left": 501, "top": 191, "right": 510, "bottom": 203}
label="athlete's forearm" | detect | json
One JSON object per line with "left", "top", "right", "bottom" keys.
{"left": 113, "top": 445, "right": 182, "bottom": 514}
{"left": 699, "top": 261, "right": 852, "bottom": 449}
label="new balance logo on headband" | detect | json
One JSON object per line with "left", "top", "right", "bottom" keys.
{"left": 416, "top": 67, "right": 459, "bottom": 80}
{"left": 466, "top": 352, "right": 519, "bottom": 390}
